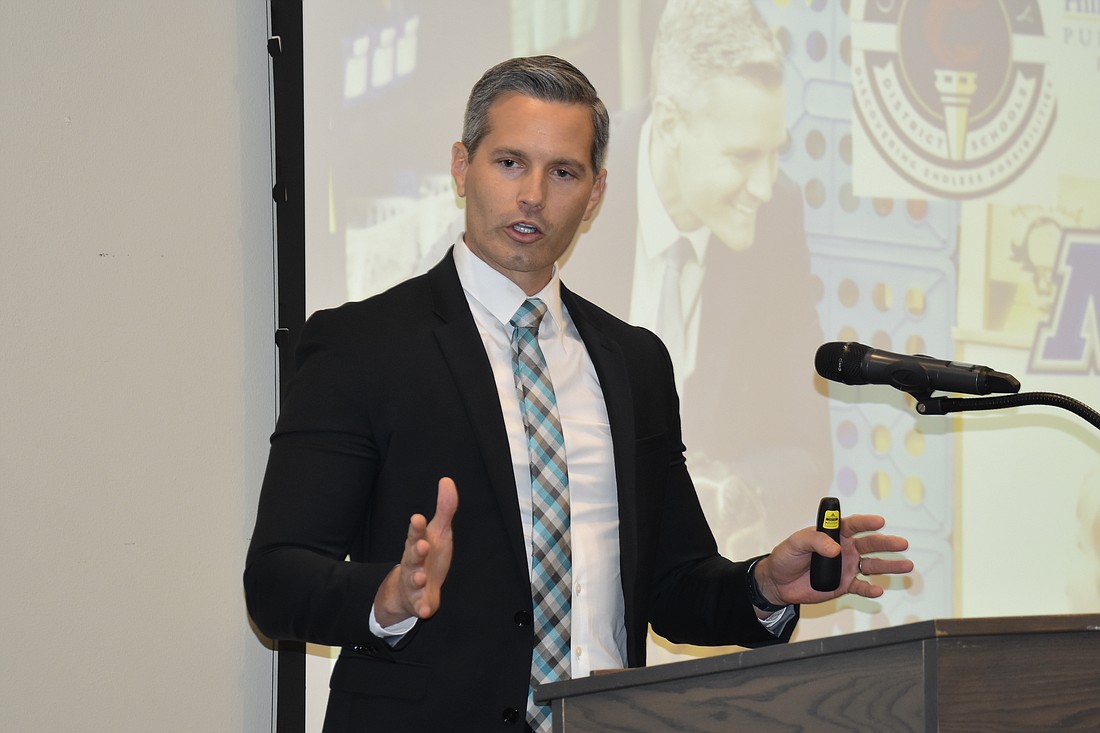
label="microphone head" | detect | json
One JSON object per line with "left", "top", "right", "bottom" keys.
{"left": 815, "top": 342, "right": 870, "bottom": 385}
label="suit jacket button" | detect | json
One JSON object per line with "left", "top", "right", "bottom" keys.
{"left": 502, "top": 707, "right": 519, "bottom": 723}
{"left": 514, "top": 611, "right": 532, "bottom": 627}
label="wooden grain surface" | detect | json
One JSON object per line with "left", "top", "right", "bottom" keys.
{"left": 543, "top": 615, "right": 1100, "bottom": 733}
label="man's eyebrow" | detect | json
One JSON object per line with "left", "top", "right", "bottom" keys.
{"left": 489, "top": 146, "right": 525, "bottom": 159}
{"left": 550, "top": 156, "right": 589, "bottom": 174}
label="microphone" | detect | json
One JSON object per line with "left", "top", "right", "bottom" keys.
{"left": 815, "top": 341, "right": 1021, "bottom": 396}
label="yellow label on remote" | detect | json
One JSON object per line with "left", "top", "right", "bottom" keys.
{"left": 823, "top": 510, "right": 840, "bottom": 530}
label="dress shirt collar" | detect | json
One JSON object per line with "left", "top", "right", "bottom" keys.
{"left": 452, "top": 236, "right": 565, "bottom": 333}
{"left": 637, "top": 116, "right": 710, "bottom": 263}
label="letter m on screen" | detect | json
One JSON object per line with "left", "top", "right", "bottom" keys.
{"left": 1031, "top": 229, "right": 1100, "bottom": 375}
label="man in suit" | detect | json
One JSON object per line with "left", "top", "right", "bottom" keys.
{"left": 245, "top": 55, "right": 911, "bottom": 732}
{"left": 562, "top": 0, "right": 833, "bottom": 549}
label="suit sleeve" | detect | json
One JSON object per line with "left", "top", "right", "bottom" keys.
{"left": 243, "top": 309, "right": 395, "bottom": 648}
{"left": 646, "top": 449, "right": 798, "bottom": 647}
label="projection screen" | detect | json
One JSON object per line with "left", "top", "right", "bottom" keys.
{"left": 293, "top": 1, "right": 1100, "bottom": 727}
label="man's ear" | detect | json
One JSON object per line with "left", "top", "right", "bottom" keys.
{"left": 650, "top": 95, "right": 682, "bottom": 152}
{"left": 583, "top": 168, "right": 607, "bottom": 222}
{"left": 451, "top": 142, "right": 469, "bottom": 197}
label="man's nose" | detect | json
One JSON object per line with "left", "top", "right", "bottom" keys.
{"left": 746, "top": 157, "right": 776, "bottom": 203}
{"left": 518, "top": 174, "right": 545, "bottom": 209}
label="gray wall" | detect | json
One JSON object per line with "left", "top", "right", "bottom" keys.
{"left": 1, "top": 1, "right": 276, "bottom": 730}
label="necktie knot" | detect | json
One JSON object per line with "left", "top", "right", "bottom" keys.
{"left": 511, "top": 298, "right": 549, "bottom": 332}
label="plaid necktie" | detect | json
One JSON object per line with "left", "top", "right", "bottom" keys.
{"left": 510, "top": 298, "right": 571, "bottom": 733}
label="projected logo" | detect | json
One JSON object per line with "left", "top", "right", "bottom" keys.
{"left": 851, "top": 0, "right": 1055, "bottom": 199}
{"left": 1031, "top": 229, "right": 1100, "bottom": 374}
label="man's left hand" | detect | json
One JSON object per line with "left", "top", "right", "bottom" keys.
{"left": 752, "top": 514, "right": 913, "bottom": 608}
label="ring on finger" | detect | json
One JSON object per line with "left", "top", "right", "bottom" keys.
{"left": 858, "top": 557, "right": 867, "bottom": 575}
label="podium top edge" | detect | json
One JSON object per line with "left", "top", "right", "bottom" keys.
{"left": 535, "top": 613, "right": 1100, "bottom": 704}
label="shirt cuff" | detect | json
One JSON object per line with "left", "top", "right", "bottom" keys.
{"left": 369, "top": 605, "right": 418, "bottom": 644}
{"left": 757, "top": 604, "right": 796, "bottom": 636}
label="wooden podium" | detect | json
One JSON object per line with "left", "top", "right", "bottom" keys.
{"left": 537, "top": 614, "right": 1100, "bottom": 732}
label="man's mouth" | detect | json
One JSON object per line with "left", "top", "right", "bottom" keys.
{"left": 512, "top": 222, "right": 540, "bottom": 235}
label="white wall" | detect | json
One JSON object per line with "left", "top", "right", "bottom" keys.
{"left": 1, "top": 1, "right": 275, "bottom": 730}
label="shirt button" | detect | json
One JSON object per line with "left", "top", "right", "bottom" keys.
{"left": 575, "top": 646, "right": 583, "bottom": 659}
{"left": 514, "top": 611, "right": 532, "bottom": 627}
{"left": 574, "top": 581, "right": 582, "bottom": 595}
{"left": 502, "top": 707, "right": 519, "bottom": 723}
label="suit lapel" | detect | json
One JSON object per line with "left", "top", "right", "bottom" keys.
{"left": 426, "top": 253, "right": 531, "bottom": 589}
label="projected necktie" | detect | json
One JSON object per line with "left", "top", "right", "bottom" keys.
{"left": 510, "top": 298, "right": 571, "bottom": 733}
{"left": 657, "top": 237, "right": 695, "bottom": 370}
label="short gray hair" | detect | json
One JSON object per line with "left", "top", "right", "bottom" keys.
{"left": 652, "top": 0, "right": 784, "bottom": 106}
{"left": 462, "top": 55, "right": 610, "bottom": 174}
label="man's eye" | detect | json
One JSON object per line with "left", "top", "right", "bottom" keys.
{"left": 500, "top": 159, "right": 518, "bottom": 168}
{"left": 552, "top": 169, "right": 574, "bottom": 179}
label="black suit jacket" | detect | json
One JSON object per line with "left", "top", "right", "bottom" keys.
{"left": 245, "top": 251, "right": 794, "bottom": 732}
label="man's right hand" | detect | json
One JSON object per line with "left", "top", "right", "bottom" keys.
{"left": 373, "top": 477, "right": 459, "bottom": 627}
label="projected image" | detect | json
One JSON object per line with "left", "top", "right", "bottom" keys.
{"left": 559, "top": 0, "right": 839, "bottom": 653}
{"left": 298, "top": 0, "right": 1100, "bottom": 725}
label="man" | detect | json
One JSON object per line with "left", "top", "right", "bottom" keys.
{"left": 563, "top": 0, "right": 832, "bottom": 548}
{"left": 245, "top": 55, "right": 911, "bottom": 732}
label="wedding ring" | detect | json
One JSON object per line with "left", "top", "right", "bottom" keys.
{"left": 858, "top": 558, "right": 866, "bottom": 575}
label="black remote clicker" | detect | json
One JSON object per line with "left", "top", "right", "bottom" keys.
{"left": 810, "top": 497, "right": 842, "bottom": 592}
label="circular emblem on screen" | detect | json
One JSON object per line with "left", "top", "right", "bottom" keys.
{"left": 851, "top": 0, "right": 1056, "bottom": 198}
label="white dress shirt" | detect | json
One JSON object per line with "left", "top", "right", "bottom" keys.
{"left": 453, "top": 239, "right": 627, "bottom": 678}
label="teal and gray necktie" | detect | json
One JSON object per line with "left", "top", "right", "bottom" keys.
{"left": 510, "top": 298, "right": 571, "bottom": 733}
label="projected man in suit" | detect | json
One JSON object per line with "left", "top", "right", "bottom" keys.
{"left": 245, "top": 55, "right": 911, "bottom": 733}
{"left": 563, "top": 0, "right": 833, "bottom": 547}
